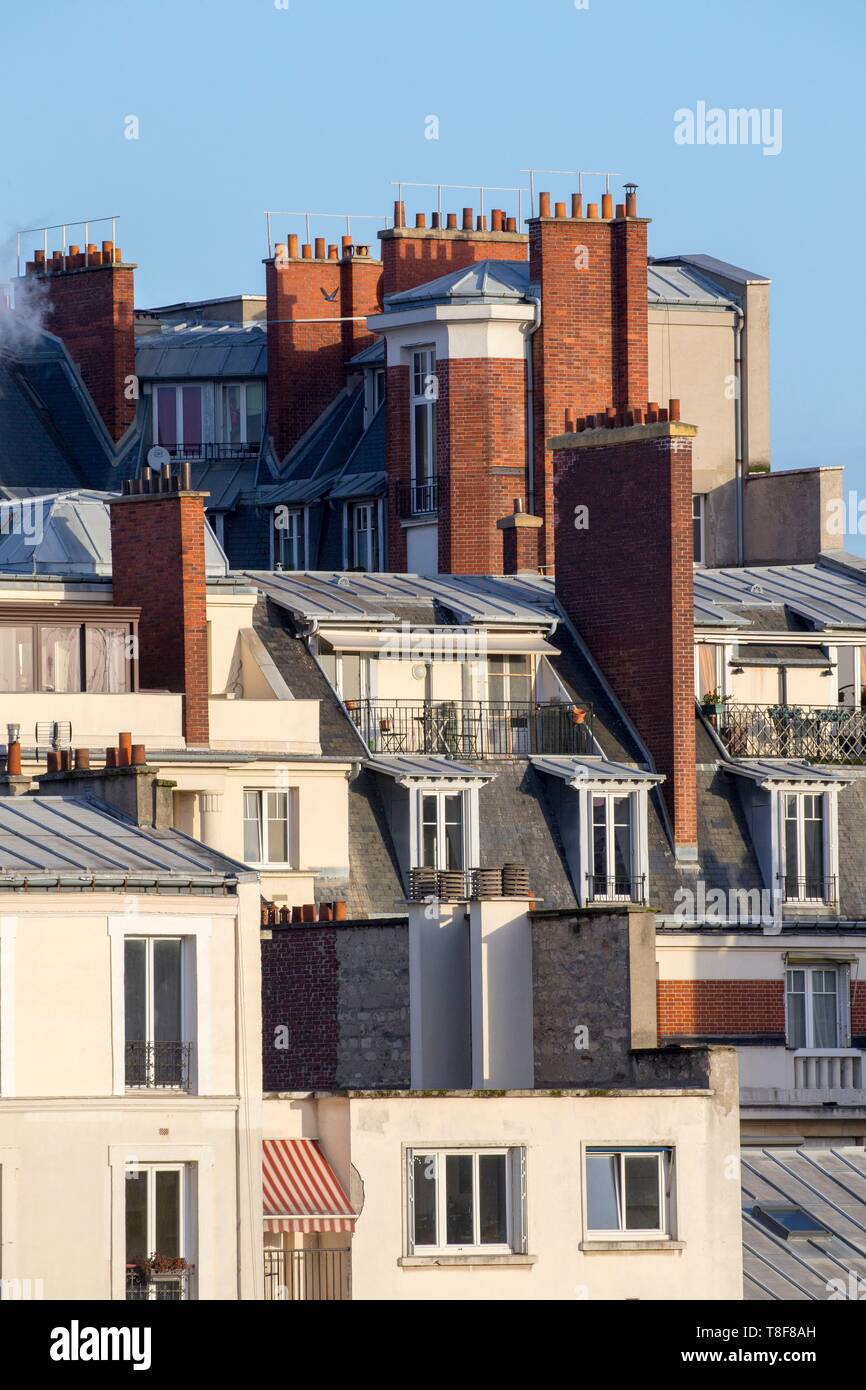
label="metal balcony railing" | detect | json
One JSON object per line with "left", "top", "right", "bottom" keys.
{"left": 711, "top": 703, "right": 866, "bottom": 763}
{"left": 160, "top": 442, "right": 259, "bottom": 462}
{"left": 587, "top": 873, "right": 647, "bottom": 905}
{"left": 394, "top": 477, "right": 438, "bottom": 517}
{"left": 779, "top": 875, "right": 837, "bottom": 906}
{"left": 347, "top": 699, "right": 593, "bottom": 758}
{"left": 264, "top": 1249, "right": 350, "bottom": 1301}
{"left": 125, "top": 1040, "right": 193, "bottom": 1091}
{"left": 126, "top": 1268, "right": 190, "bottom": 1301}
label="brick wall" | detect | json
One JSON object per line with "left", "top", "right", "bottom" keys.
{"left": 265, "top": 251, "right": 381, "bottom": 463}
{"left": 659, "top": 978, "right": 866, "bottom": 1040}
{"left": 261, "top": 922, "right": 410, "bottom": 1092}
{"left": 109, "top": 490, "right": 210, "bottom": 745}
{"left": 530, "top": 209, "right": 649, "bottom": 568}
{"left": 553, "top": 423, "right": 697, "bottom": 852}
{"left": 379, "top": 227, "right": 528, "bottom": 298}
{"left": 38, "top": 262, "right": 136, "bottom": 441}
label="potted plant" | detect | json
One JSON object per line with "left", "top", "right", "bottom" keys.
{"left": 134, "top": 1253, "right": 193, "bottom": 1278}
{"left": 570, "top": 705, "right": 587, "bottom": 725}
{"left": 701, "top": 689, "right": 730, "bottom": 718}
{"left": 344, "top": 698, "right": 358, "bottom": 713}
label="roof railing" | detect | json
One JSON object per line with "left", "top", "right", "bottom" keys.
{"left": 391, "top": 180, "right": 529, "bottom": 228}
{"left": 264, "top": 211, "right": 388, "bottom": 259}
{"left": 518, "top": 168, "right": 620, "bottom": 217}
{"left": 16, "top": 216, "right": 120, "bottom": 276}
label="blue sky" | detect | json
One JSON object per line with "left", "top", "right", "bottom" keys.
{"left": 1, "top": 0, "right": 864, "bottom": 502}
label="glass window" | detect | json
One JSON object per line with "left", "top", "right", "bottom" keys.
{"left": 275, "top": 508, "right": 305, "bottom": 570}
{"left": 352, "top": 503, "right": 379, "bottom": 571}
{"left": 156, "top": 386, "right": 178, "bottom": 450}
{"left": 243, "top": 789, "right": 291, "bottom": 865}
{"left": 223, "top": 383, "right": 243, "bottom": 445}
{"left": 155, "top": 384, "right": 203, "bottom": 455}
{"left": 784, "top": 793, "right": 826, "bottom": 901}
{"left": 245, "top": 382, "right": 264, "bottom": 446}
{"left": 125, "top": 1165, "right": 188, "bottom": 1300}
{"left": 86, "top": 625, "right": 130, "bottom": 693}
{"left": 590, "top": 794, "right": 634, "bottom": 900}
{"left": 409, "top": 1150, "right": 516, "bottom": 1253}
{"left": 692, "top": 494, "right": 705, "bottom": 565}
{"left": 0, "top": 625, "right": 34, "bottom": 691}
{"left": 124, "top": 937, "right": 185, "bottom": 1089}
{"left": 410, "top": 349, "right": 437, "bottom": 488}
{"left": 419, "top": 791, "right": 465, "bottom": 871}
{"left": 40, "top": 625, "right": 81, "bottom": 693}
{"left": 786, "top": 965, "right": 840, "bottom": 1048}
{"left": 585, "top": 1149, "right": 670, "bottom": 1236}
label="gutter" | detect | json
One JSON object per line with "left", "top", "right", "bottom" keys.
{"left": 524, "top": 293, "right": 542, "bottom": 517}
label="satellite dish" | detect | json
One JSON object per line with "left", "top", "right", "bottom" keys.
{"left": 147, "top": 446, "right": 171, "bottom": 470}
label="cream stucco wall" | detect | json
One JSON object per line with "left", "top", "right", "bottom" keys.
{"left": 0, "top": 885, "right": 263, "bottom": 1301}
{"left": 264, "top": 1055, "right": 743, "bottom": 1302}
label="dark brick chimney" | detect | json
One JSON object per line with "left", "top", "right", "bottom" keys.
{"left": 109, "top": 468, "right": 210, "bottom": 747}
{"left": 25, "top": 240, "right": 136, "bottom": 442}
{"left": 552, "top": 405, "right": 698, "bottom": 860}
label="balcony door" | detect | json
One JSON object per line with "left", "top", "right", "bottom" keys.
{"left": 124, "top": 938, "right": 188, "bottom": 1089}
{"left": 487, "top": 656, "right": 532, "bottom": 753}
{"left": 125, "top": 1164, "right": 191, "bottom": 1300}
{"left": 589, "top": 793, "right": 634, "bottom": 901}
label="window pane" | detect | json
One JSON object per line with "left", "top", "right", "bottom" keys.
{"left": 40, "top": 625, "right": 81, "bottom": 692}
{"left": 243, "top": 791, "right": 261, "bottom": 861}
{"left": 266, "top": 791, "right": 289, "bottom": 863}
{"left": 612, "top": 796, "right": 631, "bottom": 892}
{"left": 156, "top": 387, "right": 177, "bottom": 449}
{"left": 86, "top": 625, "right": 130, "bottom": 693}
{"left": 124, "top": 939, "right": 147, "bottom": 1044}
{"left": 182, "top": 386, "right": 202, "bottom": 450}
{"left": 154, "top": 1170, "right": 181, "bottom": 1259}
{"left": 412, "top": 1155, "right": 437, "bottom": 1247}
{"left": 153, "top": 939, "right": 182, "bottom": 1042}
{"left": 786, "top": 970, "right": 807, "bottom": 1048}
{"left": 478, "top": 1154, "right": 507, "bottom": 1245}
{"left": 413, "top": 403, "right": 430, "bottom": 481}
{"left": 223, "top": 384, "right": 242, "bottom": 445}
{"left": 422, "top": 794, "right": 438, "bottom": 868}
{"left": 125, "top": 1171, "right": 148, "bottom": 1264}
{"left": 0, "top": 626, "right": 34, "bottom": 692}
{"left": 785, "top": 797, "right": 799, "bottom": 894}
{"left": 592, "top": 795, "right": 607, "bottom": 882}
{"left": 803, "top": 800, "right": 824, "bottom": 898}
{"left": 443, "top": 794, "right": 463, "bottom": 870}
{"left": 624, "top": 1154, "right": 661, "bottom": 1230}
{"left": 812, "top": 970, "right": 838, "bottom": 1048}
{"left": 586, "top": 1152, "right": 619, "bottom": 1230}
{"left": 245, "top": 383, "right": 263, "bottom": 445}
{"left": 445, "top": 1154, "right": 474, "bottom": 1246}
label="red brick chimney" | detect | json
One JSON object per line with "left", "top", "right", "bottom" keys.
{"left": 530, "top": 188, "right": 649, "bottom": 570}
{"left": 497, "top": 498, "right": 543, "bottom": 574}
{"left": 109, "top": 465, "right": 210, "bottom": 746}
{"left": 379, "top": 200, "right": 528, "bottom": 298}
{"left": 265, "top": 238, "right": 383, "bottom": 463}
{"left": 25, "top": 241, "right": 136, "bottom": 442}
{"left": 551, "top": 403, "right": 698, "bottom": 861}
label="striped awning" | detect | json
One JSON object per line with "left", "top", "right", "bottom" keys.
{"left": 262, "top": 1139, "right": 357, "bottom": 1234}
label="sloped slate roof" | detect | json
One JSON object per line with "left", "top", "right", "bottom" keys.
{"left": 742, "top": 1147, "right": 866, "bottom": 1300}
{"left": 695, "top": 557, "right": 866, "bottom": 630}
{"left": 0, "top": 338, "right": 114, "bottom": 492}
{"left": 135, "top": 323, "right": 266, "bottom": 380}
{"left": 0, "top": 795, "right": 251, "bottom": 887}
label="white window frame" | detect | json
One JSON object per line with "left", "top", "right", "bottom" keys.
{"left": 780, "top": 790, "right": 832, "bottom": 904}
{"left": 583, "top": 1147, "right": 673, "bottom": 1240}
{"left": 785, "top": 963, "right": 848, "bottom": 1049}
{"left": 273, "top": 507, "right": 306, "bottom": 570}
{"left": 124, "top": 1161, "right": 192, "bottom": 1300}
{"left": 406, "top": 1147, "right": 526, "bottom": 1256}
{"left": 351, "top": 500, "right": 380, "bottom": 570}
{"left": 110, "top": 1144, "right": 213, "bottom": 1301}
{"left": 586, "top": 791, "right": 638, "bottom": 903}
{"left": 243, "top": 788, "right": 293, "bottom": 868}
{"left": 218, "top": 380, "right": 264, "bottom": 448}
{"left": 410, "top": 347, "right": 437, "bottom": 489}
{"left": 692, "top": 493, "right": 705, "bottom": 566}
{"left": 153, "top": 382, "right": 206, "bottom": 453}
{"left": 410, "top": 785, "right": 479, "bottom": 873}
{"left": 124, "top": 935, "right": 188, "bottom": 1090}
{"left": 108, "top": 917, "right": 212, "bottom": 1098}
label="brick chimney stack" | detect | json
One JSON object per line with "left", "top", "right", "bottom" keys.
{"left": 265, "top": 237, "right": 383, "bottom": 463}
{"left": 25, "top": 241, "right": 136, "bottom": 442}
{"left": 379, "top": 199, "right": 528, "bottom": 298}
{"left": 109, "top": 465, "right": 210, "bottom": 747}
{"left": 551, "top": 404, "right": 698, "bottom": 861}
{"left": 529, "top": 187, "right": 650, "bottom": 570}
{"left": 497, "top": 498, "right": 543, "bottom": 574}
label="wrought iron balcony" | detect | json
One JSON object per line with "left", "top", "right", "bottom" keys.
{"left": 126, "top": 1268, "right": 190, "bottom": 1301}
{"left": 394, "top": 476, "right": 438, "bottom": 517}
{"left": 587, "top": 873, "right": 647, "bottom": 906}
{"left": 264, "top": 1248, "right": 350, "bottom": 1301}
{"left": 161, "top": 442, "right": 259, "bottom": 462}
{"left": 779, "top": 874, "right": 837, "bottom": 906}
{"left": 125, "top": 1040, "right": 193, "bottom": 1091}
{"left": 346, "top": 698, "right": 593, "bottom": 758}
{"left": 711, "top": 703, "right": 866, "bottom": 763}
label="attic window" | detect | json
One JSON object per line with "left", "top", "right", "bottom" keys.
{"left": 751, "top": 1205, "right": 830, "bottom": 1241}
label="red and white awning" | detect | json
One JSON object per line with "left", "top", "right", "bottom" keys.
{"left": 263, "top": 1139, "right": 357, "bottom": 1234}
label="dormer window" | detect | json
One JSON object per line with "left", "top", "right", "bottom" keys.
{"left": 590, "top": 793, "right": 635, "bottom": 902}
{"left": 783, "top": 793, "right": 827, "bottom": 902}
